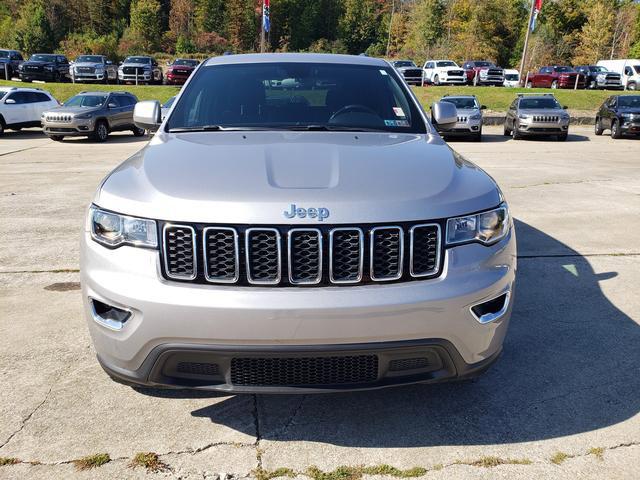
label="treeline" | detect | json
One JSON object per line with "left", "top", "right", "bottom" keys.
{"left": 0, "top": 0, "right": 639, "bottom": 68}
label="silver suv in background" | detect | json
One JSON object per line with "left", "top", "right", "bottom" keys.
{"left": 391, "top": 60, "right": 423, "bottom": 85}
{"left": 504, "top": 93, "right": 570, "bottom": 141}
{"left": 70, "top": 55, "right": 117, "bottom": 84}
{"left": 118, "top": 56, "right": 163, "bottom": 84}
{"left": 42, "top": 91, "right": 144, "bottom": 142}
{"left": 435, "top": 95, "right": 485, "bottom": 141}
{"left": 81, "top": 53, "right": 516, "bottom": 393}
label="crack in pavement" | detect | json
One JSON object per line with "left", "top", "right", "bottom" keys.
{"left": 270, "top": 396, "right": 308, "bottom": 441}
{"left": 0, "top": 268, "right": 80, "bottom": 274}
{"left": 0, "top": 386, "right": 53, "bottom": 451}
{"left": 510, "top": 179, "right": 613, "bottom": 189}
{"left": 252, "top": 395, "right": 263, "bottom": 470}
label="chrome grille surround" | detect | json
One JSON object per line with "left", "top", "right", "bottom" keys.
{"left": 409, "top": 223, "right": 441, "bottom": 277}
{"left": 245, "top": 228, "right": 282, "bottom": 285}
{"left": 288, "top": 228, "right": 323, "bottom": 285}
{"left": 369, "top": 226, "right": 404, "bottom": 281}
{"left": 163, "top": 224, "right": 197, "bottom": 280}
{"left": 203, "top": 227, "right": 239, "bottom": 283}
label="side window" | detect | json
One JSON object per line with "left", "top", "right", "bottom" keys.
{"left": 57, "top": 56, "right": 67, "bottom": 64}
{"left": 624, "top": 66, "right": 632, "bottom": 76}
{"left": 427, "top": 62, "right": 433, "bottom": 69}
{"left": 35, "top": 92, "right": 52, "bottom": 103}
{"left": 121, "top": 95, "right": 136, "bottom": 106}
{"left": 7, "top": 92, "right": 28, "bottom": 104}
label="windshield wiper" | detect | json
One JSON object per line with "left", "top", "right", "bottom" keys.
{"left": 284, "top": 125, "right": 388, "bottom": 132}
{"left": 167, "top": 125, "right": 272, "bottom": 133}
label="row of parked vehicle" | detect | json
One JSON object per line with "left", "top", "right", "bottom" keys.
{"left": 392, "top": 58, "right": 640, "bottom": 91}
{"left": 0, "top": 49, "right": 199, "bottom": 85}
{"left": 431, "top": 93, "right": 640, "bottom": 141}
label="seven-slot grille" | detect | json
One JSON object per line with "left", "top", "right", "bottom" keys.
{"left": 457, "top": 116, "right": 468, "bottom": 123}
{"left": 46, "top": 113, "right": 73, "bottom": 123}
{"left": 533, "top": 115, "right": 559, "bottom": 122}
{"left": 161, "top": 223, "right": 442, "bottom": 286}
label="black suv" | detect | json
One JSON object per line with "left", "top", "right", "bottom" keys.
{"left": 19, "top": 54, "right": 70, "bottom": 83}
{"left": 0, "top": 49, "right": 24, "bottom": 80}
{"left": 595, "top": 94, "right": 640, "bottom": 138}
{"left": 575, "top": 65, "right": 623, "bottom": 90}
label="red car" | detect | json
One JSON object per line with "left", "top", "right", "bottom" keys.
{"left": 526, "top": 66, "right": 586, "bottom": 89}
{"left": 165, "top": 58, "right": 199, "bottom": 85}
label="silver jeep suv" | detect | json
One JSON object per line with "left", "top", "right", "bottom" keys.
{"left": 81, "top": 54, "right": 516, "bottom": 393}
{"left": 42, "top": 91, "right": 145, "bottom": 142}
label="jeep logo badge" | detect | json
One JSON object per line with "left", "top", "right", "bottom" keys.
{"left": 283, "top": 204, "right": 330, "bottom": 221}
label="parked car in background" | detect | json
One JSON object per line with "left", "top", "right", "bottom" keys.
{"left": 462, "top": 60, "right": 504, "bottom": 86}
{"left": 19, "top": 54, "right": 70, "bottom": 83}
{"left": 435, "top": 95, "right": 485, "bottom": 141}
{"left": 504, "top": 93, "right": 570, "bottom": 141}
{"left": 165, "top": 58, "right": 199, "bottom": 85}
{"left": 0, "top": 49, "right": 24, "bottom": 80}
{"left": 595, "top": 94, "right": 640, "bottom": 138}
{"left": 41, "top": 91, "right": 144, "bottom": 142}
{"left": 118, "top": 56, "right": 163, "bottom": 85}
{"left": 70, "top": 55, "right": 117, "bottom": 84}
{"left": 574, "top": 65, "right": 622, "bottom": 90}
{"left": 422, "top": 60, "right": 466, "bottom": 85}
{"left": 503, "top": 69, "right": 520, "bottom": 87}
{"left": 525, "top": 66, "right": 585, "bottom": 89}
{"left": 596, "top": 59, "right": 640, "bottom": 91}
{"left": 391, "top": 60, "right": 423, "bottom": 85}
{"left": 0, "top": 87, "right": 58, "bottom": 135}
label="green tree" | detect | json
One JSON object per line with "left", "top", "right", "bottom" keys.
{"left": 129, "top": 0, "right": 162, "bottom": 52}
{"left": 573, "top": 0, "right": 615, "bottom": 64}
{"left": 195, "top": 0, "right": 226, "bottom": 35}
{"left": 404, "top": 0, "right": 445, "bottom": 58}
{"left": 339, "top": 0, "right": 380, "bottom": 54}
{"left": 225, "top": 0, "right": 256, "bottom": 52}
{"left": 13, "top": 0, "right": 55, "bottom": 55}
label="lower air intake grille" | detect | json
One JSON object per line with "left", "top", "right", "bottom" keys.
{"left": 176, "top": 362, "right": 220, "bottom": 377}
{"left": 389, "top": 357, "right": 431, "bottom": 372}
{"left": 230, "top": 355, "right": 379, "bottom": 386}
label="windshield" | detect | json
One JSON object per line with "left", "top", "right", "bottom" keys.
{"left": 618, "top": 96, "right": 640, "bottom": 108}
{"left": 0, "top": 51, "right": 9, "bottom": 59}
{"left": 394, "top": 61, "right": 416, "bottom": 68}
{"left": 554, "top": 66, "right": 574, "bottom": 73}
{"left": 634, "top": 66, "right": 640, "bottom": 74}
{"left": 519, "top": 98, "right": 561, "bottom": 109}
{"left": 76, "top": 56, "right": 104, "bottom": 64}
{"left": 125, "top": 57, "right": 151, "bottom": 64}
{"left": 505, "top": 74, "right": 519, "bottom": 81}
{"left": 474, "top": 62, "right": 493, "bottom": 67}
{"left": 589, "top": 66, "right": 607, "bottom": 73}
{"left": 30, "top": 54, "right": 56, "bottom": 62}
{"left": 441, "top": 97, "right": 478, "bottom": 109}
{"left": 166, "top": 62, "right": 425, "bottom": 133}
{"left": 64, "top": 94, "right": 108, "bottom": 107}
{"left": 0, "top": 90, "right": 7, "bottom": 100}
{"left": 437, "top": 61, "right": 457, "bottom": 67}
{"left": 174, "top": 59, "right": 199, "bottom": 67}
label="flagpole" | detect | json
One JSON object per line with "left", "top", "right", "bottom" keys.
{"left": 260, "top": 0, "right": 266, "bottom": 53}
{"left": 519, "top": 0, "right": 537, "bottom": 86}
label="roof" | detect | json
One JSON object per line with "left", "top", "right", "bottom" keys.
{"left": 78, "top": 91, "right": 133, "bottom": 95}
{"left": 0, "top": 86, "right": 47, "bottom": 93}
{"left": 204, "top": 53, "right": 388, "bottom": 67}
{"left": 441, "top": 94, "right": 477, "bottom": 99}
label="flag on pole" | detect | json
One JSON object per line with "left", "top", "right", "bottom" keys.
{"left": 263, "top": 0, "right": 270, "bottom": 33}
{"left": 530, "top": 0, "right": 542, "bottom": 32}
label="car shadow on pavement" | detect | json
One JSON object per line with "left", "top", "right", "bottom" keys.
{"left": 160, "top": 219, "right": 640, "bottom": 447}
{"left": 472, "top": 133, "right": 590, "bottom": 143}
{"left": 60, "top": 134, "right": 149, "bottom": 145}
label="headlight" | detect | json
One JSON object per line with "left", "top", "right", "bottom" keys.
{"left": 596, "top": 74, "right": 606, "bottom": 80}
{"left": 89, "top": 206, "right": 158, "bottom": 248}
{"left": 18, "top": 64, "right": 23, "bottom": 70}
{"left": 469, "top": 113, "right": 481, "bottom": 120}
{"left": 96, "top": 68, "right": 105, "bottom": 74}
{"left": 446, "top": 204, "right": 509, "bottom": 246}
{"left": 75, "top": 113, "right": 92, "bottom": 119}
{"left": 518, "top": 113, "right": 530, "bottom": 120}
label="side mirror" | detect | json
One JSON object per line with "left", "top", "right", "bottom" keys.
{"left": 107, "top": 103, "right": 118, "bottom": 109}
{"left": 480, "top": 105, "right": 487, "bottom": 110}
{"left": 106, "top": 60, "right": 112, "bottom": 65}
{"left": 4, "top": 98, "right": 16, "bottom": 104}
{"left": 562, "top": 105, "right": 568, "bottom": 110}
{"left": 431, "top": 101, "right": 457, "bottom": 130}
{"left": 134, "top": 100, "right": 161, "bottom": 131}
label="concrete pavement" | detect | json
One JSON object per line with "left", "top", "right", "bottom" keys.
{"left": 0, "top": 127, "right": 638, "bottom": 479}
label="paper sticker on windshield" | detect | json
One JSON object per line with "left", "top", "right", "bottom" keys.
{"left": 379, "top": 69, "right": 388, "bottom": 75}
{"left": 384, "top": 119, "right": 410, "bottom": 127}
{"left": 393, "top": 107, "right": 406, "bottom": 117}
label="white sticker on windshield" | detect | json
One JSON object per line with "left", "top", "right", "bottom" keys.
{"left": 379, "top": 69, "right": 388, "bottom": 75}
{"left": 393, "top": 107, "right": 405, "bottom": 117}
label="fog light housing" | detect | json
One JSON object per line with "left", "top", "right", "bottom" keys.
{"left": 470, "top": 291, "right": 511, "bottom": 324}
{"left": 90, "top": 298, "right": 131, "bottom": 330}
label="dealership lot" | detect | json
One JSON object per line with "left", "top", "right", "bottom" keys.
{"left": 0, "top": 127, "right": 639, "bottom": 479}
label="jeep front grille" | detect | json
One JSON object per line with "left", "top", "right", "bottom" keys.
{"left": 45, "top": 114, "right": 73, "bottom": 123}
{"left": 160, "top": 222, "right": 442, "bottom": 286}
{"left": 533, "top": 115, "right": 559, "bottom": 122}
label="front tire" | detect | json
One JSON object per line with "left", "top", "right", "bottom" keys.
{"left": 594, "top": 118, "right": 603, "bottom": 136}
{"left": 551, "top": 80, "right": 558, "bottom": 89}
{"left": 92, "top": 120, "right": 109, "bottom": 142}
{"left": 433, "top": 74, "right": 440, "bottom": 86}
{"left": 132, "top": 126, "right": 145, "bottom": 137}
{"left": 611, "top": 119, "right": 622, "bottom": 139}
{"left": 503, "top": 122, "right": 512, "bottom": 136}
{"left": 511, "top": 121, "right": 521, "bottom": 140}
{"left": 628, "top": 82, "right": 637, "bottom": 91}
{"left": 526, "top": 81, "right": 532, "bottom": 88}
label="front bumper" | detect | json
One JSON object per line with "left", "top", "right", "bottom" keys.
{"left": 442, "top": 120, "right": 482, "bottom": 136}
{"left": 518, "top": 120, "right": 569, "bottom": 136}
{"left": 119, "top": 72, "right": 152, "bottom": 82}
{"left": 72, "top": 73, "right": 107, "bottom": 82}
{"left": 81, "top": 226, "right": 516, "bottom": 392}
{"left": 441, "top": 76, "right": 466, "bottom": 84}
{"left": 620, "top": 121, "right": 640, "bottom": 134}
{"left": 166, "top": 73, "right": 190, "bottom": 84}
{"left": 19, "top": 71, "right": 59, "bottom": 81}
{"left": 42, "top": 118, "right": 96, "bottom": 136}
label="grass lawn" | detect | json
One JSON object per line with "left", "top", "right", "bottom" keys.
{"left": 2, "top": 79, "right": 635, "bottom": 113}
{"left": 0, "top": 79, "right": 179, "bottom": 104}
{"left": 412, "top": 85, "right": 636, "bottom": 112}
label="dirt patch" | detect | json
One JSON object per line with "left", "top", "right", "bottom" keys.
{"left": 44, "top": 282, "right": 81, "bottom": 292}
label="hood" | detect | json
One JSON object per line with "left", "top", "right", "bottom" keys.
{"left": 456, "top": 108, "right": 480, "bottom": 116}
{"left": 439, "top": 66, "right": 462, "bottom": 72}
{"left": 96, "top": 132, "right": 501, "bottom": 225}
{"left": 23, "top": 60, "right": 54, "bottom": 66}
{"left": 618, "top": 108, "right": 640, "bottom": 114}
{"left": 520, "top": 109, "right": 568, "bottom": 116}
{"left": 121, "top": 62, "right": 151, "bottom": 67}
{"left": 44, "top": 106, "right": 101, "bottom": 116}
{"left": 169, "top": 64, "right": 195, "bottom": 71}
